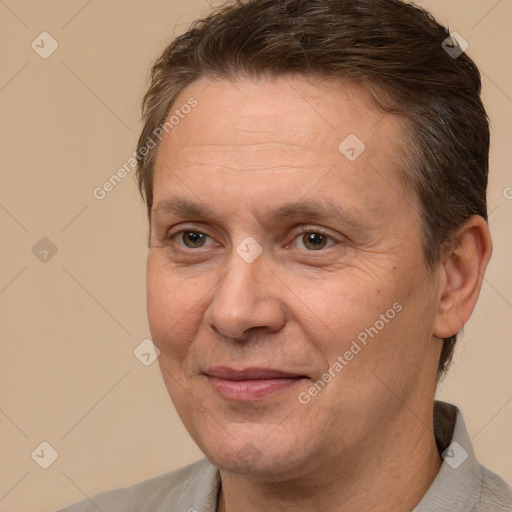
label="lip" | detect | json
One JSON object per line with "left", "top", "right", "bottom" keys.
{"left": 205, "top": 366, "right": 306, "bottom": 401}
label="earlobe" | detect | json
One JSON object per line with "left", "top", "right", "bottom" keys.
{"left": 433, "top": 215, "right": 493, "bottom": 339}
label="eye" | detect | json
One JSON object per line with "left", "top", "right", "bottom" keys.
{"left": 182, "top": 231, "right": 207, "bottom": 248}
{"left": 171, "top": 230, "right": 214, "bottom": 249}
{"left": 292, "top": 230, "right": 337, "bottom": 251}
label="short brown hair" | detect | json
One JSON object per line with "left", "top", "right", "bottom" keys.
{"left": 136, "top": 0, "right": 489, "bottom": 380}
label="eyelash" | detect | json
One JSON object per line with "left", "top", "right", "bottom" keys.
{"left": 166, "top": 226, "right": 215, "bottom": 246}
{"left": 166, "top": 225, "right": 340, "bottom": 250}
{"left": 291, "top": 226, "right": 339, "bottom": 249}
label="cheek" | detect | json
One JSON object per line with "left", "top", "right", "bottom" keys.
{"left": 291, "top": 263, "right": 427, "bottom": 379}
{"left": 285, "top": 266, "right": 399, "bottom": 341}
{"left": 146, "top": 253, "right": 206, "bottom": 355}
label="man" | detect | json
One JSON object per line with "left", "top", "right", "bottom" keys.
{"left": 59, "top": 0, "right": 511, "bottom": 510}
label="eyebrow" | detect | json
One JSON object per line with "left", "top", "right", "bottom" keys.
{"left": 152, "top": 197, "right": 217, "bottom": 219}
{"left": 151, "top": 197, "right": 373, "bottom": 229}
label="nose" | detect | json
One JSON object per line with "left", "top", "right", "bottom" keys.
{"left": 204, "top": 251, "right": 286, "bottom": 340}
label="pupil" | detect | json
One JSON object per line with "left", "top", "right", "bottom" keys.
{"left": 184, "top": 231, "right": 205, "bottom": 247}
{"left": 304, "top": 233, "right": 326, "bottom": 250}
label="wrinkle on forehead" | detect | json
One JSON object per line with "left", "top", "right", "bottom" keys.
{"left": 174, "top": 140, "right": 336, "bottom": 174}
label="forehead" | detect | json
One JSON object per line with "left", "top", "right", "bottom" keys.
{"left": 152, "top": 76, "right": 413, "bottom": 223}
{"left": 161, "top": 76, "right": 399, "bottom": 152}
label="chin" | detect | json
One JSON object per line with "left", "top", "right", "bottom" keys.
{"left": 209, "top": 450, "right": 301, "bottom": 479}
{"left": 197, "top": 429, "right": 314, "bottom": 480}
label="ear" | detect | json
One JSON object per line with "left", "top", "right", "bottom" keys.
{"left": 433, "top": 215, "right": 493, "bottom": 339}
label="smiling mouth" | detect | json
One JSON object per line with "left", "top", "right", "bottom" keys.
{"left": 204, "top": 366, "right": 307, "bottom": 401}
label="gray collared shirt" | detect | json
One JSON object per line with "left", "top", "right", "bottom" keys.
{"left": 58, "top": 401, "right": 511, "bottom": 511}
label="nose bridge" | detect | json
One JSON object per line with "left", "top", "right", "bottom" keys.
{"left": 220, "top": 256, "right": 262, "bottom": 306}
{"left": 204, "top": 246, "right": 285, "bottom": 339}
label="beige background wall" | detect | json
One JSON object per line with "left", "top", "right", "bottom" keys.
{"left": 0, "top": 1, "right": 510, "bottom": 510}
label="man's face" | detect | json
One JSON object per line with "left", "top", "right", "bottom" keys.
{"left": 147, "top": 77, "right": 442, "bottom": 478}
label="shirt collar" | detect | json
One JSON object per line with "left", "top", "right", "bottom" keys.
{"left": 414, "top": 400, "right": 483, "bottom": 511}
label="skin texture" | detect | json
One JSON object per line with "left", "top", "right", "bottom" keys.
{"left": 146, "top": 76, "right": 492, "bottom": 511}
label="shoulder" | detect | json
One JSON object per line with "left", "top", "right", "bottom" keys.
{"left": 415, "top": 402, "right": 511, "bottom": 511}
{"left": 56, "top": 458, "right": 220, "bottom": 512}
{"left": 474, "top": 464, "right": 512, "bottom": 511}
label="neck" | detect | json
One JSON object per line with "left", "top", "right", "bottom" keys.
{"left": 217, "top": 404, "right": 442, "bottom": 512}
